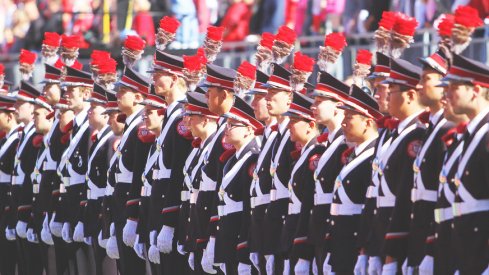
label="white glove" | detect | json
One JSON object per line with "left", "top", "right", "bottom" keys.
{"left": 295, "top": 258, "right": 310, "bottom": 275}
{"left": 354, "top": 255, "right": 368, "bottom": 275}
{"left": 177, "top": 242, "right": 186, "bottom": 255}
{"left": 157, "top": 225, "right": 174, "bottom": 254}
{"left": 84, "top": 237, "right": 92, "bottom": 245}
{"left": 201, "top": 237, "right": 217, "bottom": 274}
{"left": 312, "top": 257, "right": 318, "bottom": 275}
{"left": 402, "top": 258, "right": 410, "bottom": 275}
{"left": 133, "top": 235, "right": 146, "bottom": 260}
{"left": 418, "top": 256, "right": 433, "bottom": 275}
{"left": 148, "top": 244, "right": 161, "bottom": 264}
{"left": 26, "top": 228, "right": 39, "bottom": 243}
{"left": 148, "top": 230, "right": 160, "bottom": 264}
{"left": 188, "top": 252, "right": 195, "bottom": 271}
{"left": 106, "top": 235, "right": 120, "bottom": 259}
{"left": 249, "top": 252, "right": 260, "bottom": 272}
{"left": 265, "top": 254, "right": 274, "bottom": 275}
{"left": 61, "top": 222, "right": 72, "bottom": 243}
{"left": 368, "top": 256, "right": 383, "bottom": 275}
{"left": 49, "top": 214, "right": 63, "bottom": 237}
{"left": 73, "top": 222, "right": 85, "bottom": 242}
{"left": 238, "top": 262, "right": 252, "bottom": 275}
{"left": 98, "top": 230, "right": 107, "bottom": 248}
{"left": 16, "top": 221, "right": 28, "bottom": 238}
{"left": 5, "top": 227, "right": 16, "bottom": 241}
{"left": 41, "top": 214, "right": 54, "bottom": 245}
{"left": 381, "top": 261, "right": 398, "bottom": 275}
{"left": 122, "top": 219, "right": 138, "bottom": 247}
{"left": 284, "top": 259, "right": 290, "bottom": 275}
{"left": 323, "top": 253, "right": 332, "bottom": 274}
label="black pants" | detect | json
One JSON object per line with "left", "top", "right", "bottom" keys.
{"left": 114, "top": 222, "right": 145, "bottom": 275}
{"left": 0, "top": 233, "right": 17, "bottom": 275}
{"left": 17, "top": 237, "right": 43, "bottom": 275}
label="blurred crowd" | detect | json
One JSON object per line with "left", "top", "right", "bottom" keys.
{"left": 1, "top": 0, "right": 489, "bottom": 54}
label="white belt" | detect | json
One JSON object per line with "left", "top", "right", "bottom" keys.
{"left": 314, "top": 193, "right": 333, "bottom": 205}
{"left": 190, "top": 190, "right": 199, "bottom": 204}
{"left": 87, "top": 188, "right": 105, "bottom": 200}
{"left": 0, "top": 171, "right": 11, "bottom": 183}
{"left": 330, "top": 203, "right": 363, "bottom": 216}
{"left": 62, "top": 175, "right": 85, "bottom": 187}
{"left": 452, "top": 199, "right": 489, "bottom": 217}
{"left": 377, "top": 196, "right": 396, "bottom": 208}
{"left": 43, "top": 160, "right": 57, "bottom": 171}
{"left": 434, "top": 207, "right": 453, "bottom": 223}
{"left": 155, "top": 168, "right": 171, "bottom": 180}
{"left": 115, "top": 172, "right": 133, "bottom": 183}
{"left": 218, "top": 202, "right": 244, "bottom": 217}
{"left": 270, "top": 187, "right": 289, "bottom": 201}
{"left": 366, "top": 185, "right": 378, "bottom": 199}
{"left": 12, "top": 175, "right": 25, "bottom": 185}
{"left": 141, "top": 185, "right": 152, "bottom": 197}
{"left": 411, "top": 188, "right": 438, "bottom": 203}
{"left": 105, "top": 184, "right": 114, "bottom": 196}
{"left": 251, "top": 194, "right": 270, "bottom": 208}
{"left": 181, "top": 191, "right": 190, "bottom": 202}
{"left": 32, "top": 183, "right": 40, "bottom": 194}
{"left": 200, "top": 172, "right": 217, "bottom": 191}
{"left": 288, "top": 202, "right": 301, "bottom": 215}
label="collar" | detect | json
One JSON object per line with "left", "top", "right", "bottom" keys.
{"left": 236, "top": 139, "right": 254, "bottom": 159}
{"left": 265, "top": 120, "right": 278, "bottom": 138}
{"left": 7, "top": 125, "right": 20, "bottom": 138}
{"left": 166, "top": 99, "right": 184, "bottom": 116}
{"left": 97, "top": 125, "right": 110, "bottom": 139}
{"left": 74, "top": 106, "right": 89, "bottom": 127}
{"left": 278, "top": 117, "right": 290, "bottom": 134}
{"left": 397, "top": 110, "right": 424, "bottom": 133}
{"left": 355, "top": 135, "right": 377, "bottom": 156}
{"left": 430, "top": 109, "right": 444, "bottom": 125}
{"left": 24, "top": 121, "right": 34, "bottom": 133}
{"left": 328, "top": 127, "right": 340, "bottom": 143}
{"left": 466, "top": 106, "right": 489, "bottom": 135}
{"left": 125, "top": 109, "right": 140, "bottom": 125}
{"left": 301, "top": 137, "right": 316, "bottom": 154}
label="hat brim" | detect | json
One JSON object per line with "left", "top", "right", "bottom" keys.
{"left": 101, "top": 108, "right": 119, "bottom": 114}
{"left": 246, "top": 90, "right": 267, "bottom": 96}
{"left": 85, "top": 98, "right": 107, "bottom": 104}
{"left": 40, "top": 80, "right": 61, "bottom": 85}
{"left": 282, "top": 111, "right": 315, "bottom": 121}
{"left": 418, "top": 57, "right": 446, "bottom": 75}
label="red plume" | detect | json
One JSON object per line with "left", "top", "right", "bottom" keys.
{"left": 324, "top": 32, "right": 347, "bottom": 52}
{"left": 206, "top": 26, "right": 225, "bottom": 41}
{"left": 61, "top": 35, "right": 81, "bottom": 48}
{"left": 275, "top": 25, "right": 296, "bottom": 45}
{"left": 437, "top": 14, "right": 455, "bottom": 37}
{"left": 237, "top": 61, "right": 256, "bottom": 80}
{"left": 183, "top": 54, "right": 206, "bottom": 72}
{"left": 90, "top": 50, "right": 111, "bottom": 65}
{"left": 454, "top": 5, "right": 483, "bottom": 28}
{"left": 43, "top": 32, "right": 61, "bottom": 47}
{"left": 219, "top": 148, "right": 236, "bottom": 163}
{"left": 98, "top": 58, "right": 117, "bottom": 74}
{"left": 260, "top": 32, "right": 275, "bottom": 49}
{"left": 378, "top": 11, "right": 398, "bottom": 30}
{"left": 0, "top": 64, "right": 4, "bottom": 75}
{"left": 393, "top": 14, "right": 418, "bottom": 36}
{"left": 317, "top": 133, "right": 329, "bottom": 143}
{"left": 356, "top": 49, "right": 373, "bottom": 65}
{"left": 293, "top": 52, "right": 315, "bottom": 72}
{"left": 159, "top": 16, "right": 181, "bottom": 34}
{"left": 19, "top": 49, "right": 37, "bottom": 65}
{"left": 124, "top": 35, "right": 146, "bottom": 51}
